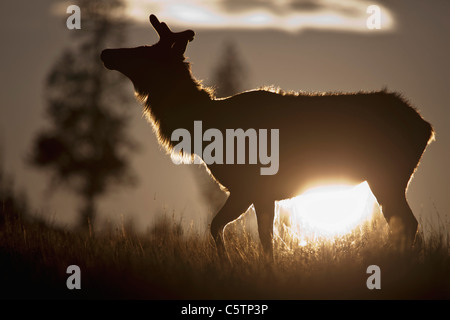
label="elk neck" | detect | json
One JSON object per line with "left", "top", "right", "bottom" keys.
{"left": 140, "top": 61, "right": 214, "bottom": 150}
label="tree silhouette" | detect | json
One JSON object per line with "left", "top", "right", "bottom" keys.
{"left": 211, "top": 41, "right": 248, "bottom": 98}
{"left": 31, "top": 0, "right": 137, "bottom": 229}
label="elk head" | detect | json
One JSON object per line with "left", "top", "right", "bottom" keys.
{"left": 101, "top": 15, "right": 195, "bottom": 93}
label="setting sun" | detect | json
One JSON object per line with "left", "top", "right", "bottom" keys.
{"left": 275, "top": 182, "right": 377, "bottom": 243}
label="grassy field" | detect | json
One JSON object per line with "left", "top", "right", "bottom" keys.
{"left": 0, "top": 207, "right": 449, "bottom": 300}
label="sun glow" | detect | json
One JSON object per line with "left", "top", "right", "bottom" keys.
{"left": 227, "top": 181, "right": 380, "bottom": 247}
{"left": 274, "top": 182, "right": 377, "bottom": 243}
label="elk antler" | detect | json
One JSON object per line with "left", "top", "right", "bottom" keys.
{"left": 150, "top": 14, "right": 195, "bottom": 49}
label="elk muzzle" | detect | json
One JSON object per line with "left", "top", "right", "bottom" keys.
{"left": 101, "top": 49, "right": 118, "bottom": 70}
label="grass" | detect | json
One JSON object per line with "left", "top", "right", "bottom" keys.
{"left": 0, "top": 208, "right": 449, "bottom": 300}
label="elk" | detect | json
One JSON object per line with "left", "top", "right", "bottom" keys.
{"left": 101, "top": 15, "right": 434, "bottom": 256}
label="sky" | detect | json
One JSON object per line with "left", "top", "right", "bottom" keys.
{"left": 0, "top": 0, "right": 449, "bottom": 235}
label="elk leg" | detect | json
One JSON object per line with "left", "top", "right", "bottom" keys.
{"left": 370, "top": 183, "right": 418, "bottom": 246}
{"left": 385, "top": 194, "right": 418, "bottom": 246}
{"left": 255, "top": 199, "right": 275, "bottom": 259}
{"left": 210, "top": 194, "right": 250, "bottom": 253}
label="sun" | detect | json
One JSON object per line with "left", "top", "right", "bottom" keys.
{"left": 275, "top": 181, "right": 377, "bottom": 243}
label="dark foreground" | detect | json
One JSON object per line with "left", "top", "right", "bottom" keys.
{"left": 0, "top": 211, "right": 449, "bottom": 300}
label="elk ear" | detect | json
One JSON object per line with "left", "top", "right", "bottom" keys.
{"left": 150, "top": 14, "right": 195, "bottom": 49}
{"left": 172, "top": 30, "right": 195, "bottom": 56}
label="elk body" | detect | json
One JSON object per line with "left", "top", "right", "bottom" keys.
{"left": 101, "top": 15, "right": 434, "bottom": 256}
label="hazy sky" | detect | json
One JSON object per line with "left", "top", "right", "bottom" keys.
{"left": 0, "top": 0, "right": 449, "bottom": 233}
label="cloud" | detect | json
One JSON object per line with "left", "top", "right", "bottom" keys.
{"left": 125, "top": 0, "right": 395, "bottom": 33}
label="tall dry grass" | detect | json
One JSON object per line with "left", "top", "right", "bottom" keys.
{"left": 0, "top": 207, "right": 449, "bottom": 299}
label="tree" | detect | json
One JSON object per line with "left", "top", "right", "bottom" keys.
{"left": 31, "top": 0, "right": 137, "bottom": 229}
{"left": 211, "top": 41, "right": 248, "bottom": 98}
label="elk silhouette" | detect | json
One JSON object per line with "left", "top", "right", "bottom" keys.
{"left": 101, "top": 15, "right": 434, "bottom": 256}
